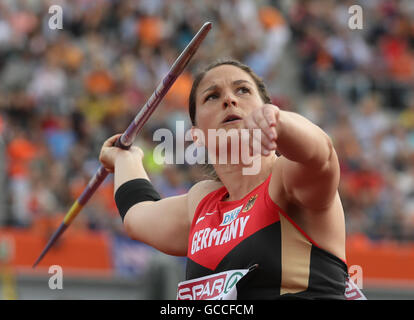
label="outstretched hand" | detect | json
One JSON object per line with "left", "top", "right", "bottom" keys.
{"left": 243, "top": 104, "right": 280, "bottom": 156}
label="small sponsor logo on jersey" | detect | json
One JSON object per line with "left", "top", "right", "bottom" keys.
{"left": 195, "top": 211, "right": 217, "bottom": 225}
{"left": 195, "top": 216, "right": 205, "bottom": 225}
{"left": 220, "top": 205, "right": 243, "bottom": 226}
{"left": 242, "top": 194, "right": 258, "bottom": 213}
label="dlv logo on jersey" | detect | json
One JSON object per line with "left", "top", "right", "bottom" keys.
{"left": 220, "top": 205, "right": 243, "bottom": 226}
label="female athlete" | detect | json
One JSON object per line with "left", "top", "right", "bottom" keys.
{"left": 99, "top": 59, "right": 348, "bottom": 299}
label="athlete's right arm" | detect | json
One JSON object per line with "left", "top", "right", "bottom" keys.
{"left": 99, "top": 134, "right": 221, "bottom": 257}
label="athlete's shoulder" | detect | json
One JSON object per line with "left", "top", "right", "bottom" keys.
{"left": 188, "top": 179, "right": 223, "bottom": 202}
{"left": 187, "top": 180, "right": 223, "bottom": 219}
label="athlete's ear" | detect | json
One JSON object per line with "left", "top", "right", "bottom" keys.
{"left": 191, "top": 126, "right": 205, "bottom": 147}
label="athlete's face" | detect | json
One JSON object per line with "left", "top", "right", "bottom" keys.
{"left": 192, "top": 65, "right": 264, "bottom": 149}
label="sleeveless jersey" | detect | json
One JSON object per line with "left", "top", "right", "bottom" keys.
{"left": 186, "top": 173, "right": 349, "bottom": 299}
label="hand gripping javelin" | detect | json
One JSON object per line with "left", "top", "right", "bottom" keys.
{"left": 33, "top": 22, "right": 212, "bottom": 268}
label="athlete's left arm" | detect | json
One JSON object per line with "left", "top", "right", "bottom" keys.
{"left": 275, "top": 109, "right": 339, "bottom": 210}
{"left": 246, "top": 105, "right": 340, "bottom": 210}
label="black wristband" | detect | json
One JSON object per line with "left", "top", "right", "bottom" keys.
{"left": 114, "top": 179, "right": 161, "bottom": 221}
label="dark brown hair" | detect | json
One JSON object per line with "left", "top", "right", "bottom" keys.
{"left": 188, "top": 58, "right": 272, "bottom": 125}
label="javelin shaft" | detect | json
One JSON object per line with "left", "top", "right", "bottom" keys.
{"left": 33, "top": 22, "right": 212, "bottom": 268}
{"left": 118, "top": 21, "right": 212, "bottom": 149}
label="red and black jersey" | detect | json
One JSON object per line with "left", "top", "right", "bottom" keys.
{"left": 186, "top": 173, "right": 348, "bottom": 299}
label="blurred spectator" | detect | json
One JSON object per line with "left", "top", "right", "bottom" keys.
{"left": 154, "top": 165, "right": 189, "bottom": 198}
{"left": 6, "top": 129, "right": 38, "bottom": 226}
{"left": 0, "top": 0, "right": 412, "bottom": 244}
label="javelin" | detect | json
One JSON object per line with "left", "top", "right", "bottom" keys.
{"left": 33, "top": 22, "right": 212, "bottom": 268}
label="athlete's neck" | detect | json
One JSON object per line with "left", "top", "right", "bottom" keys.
{"left": 214, "top": 154, "right": 277, "bottom": 202}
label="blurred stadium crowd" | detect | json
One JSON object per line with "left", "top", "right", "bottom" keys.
{"left": 0, "top": 0, "right": 413, "bottom": 243}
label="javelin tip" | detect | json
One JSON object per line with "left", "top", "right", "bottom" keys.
{"left": 32, "top": 223, "right": 68, "bottom": 268}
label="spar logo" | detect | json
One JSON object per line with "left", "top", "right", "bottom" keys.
{"left": 223, "top": 271, "right": 244, "bottom": 294}
{"left": 177, "top": 273, "right": 226, "bottom": 300}
{"left": 220, "top": 205, "right": 243, "bottom": 226}
{"left": 177, "top": 269, "right": 249, "bottom": 300}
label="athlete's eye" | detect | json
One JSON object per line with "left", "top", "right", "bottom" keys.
{"left": 236, "top": 86, "right": 250, "bottom": 94}
{"left": 204, "top": 93, "right": 219, "bottom": 102}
